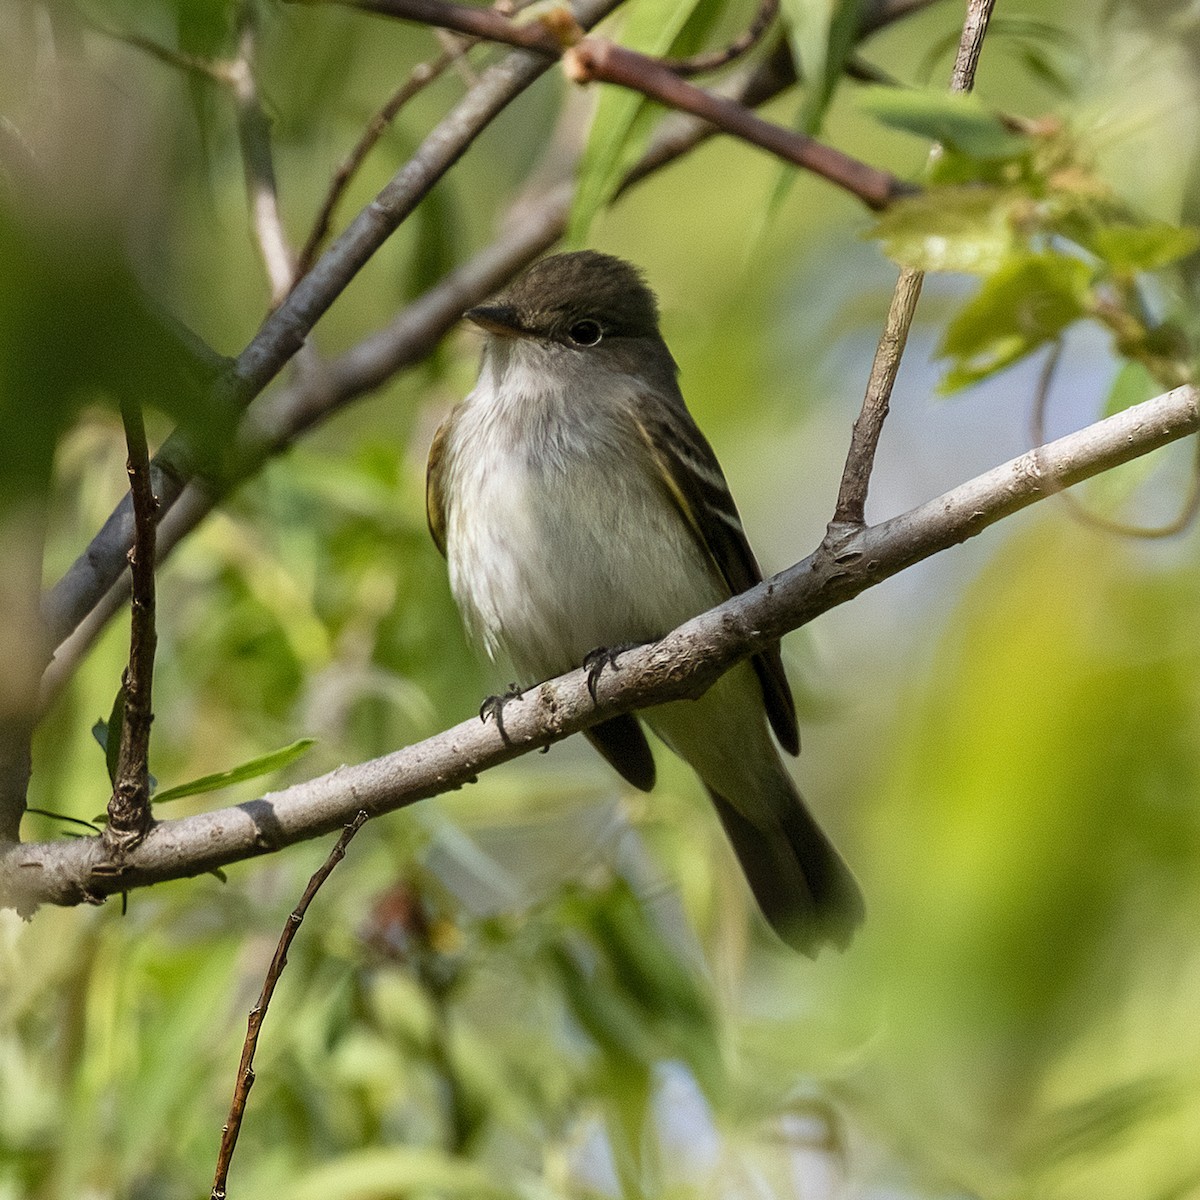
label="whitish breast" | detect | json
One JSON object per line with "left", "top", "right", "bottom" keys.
{"left": 444, "top": 383, "right": 726, "bottom": 682}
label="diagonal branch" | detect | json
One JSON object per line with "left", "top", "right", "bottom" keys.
{"left": 7, "top": 384, "right": 1198, "bottom": 913}
{"left": 296, "top": 44, "right": 468, "bottom": 277}
{"left": 562, "top": 38, "right": 908, "bottom": 210}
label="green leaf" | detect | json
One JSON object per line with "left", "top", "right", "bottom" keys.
{"left": 1022, "top": 1077, "right": 1182, "bottom": 1170}
{"left": 568, "top": 0, "right": 719, "bottom": 242}
{"left": 151, "top": 738, "right": 316, "bottom": 804}
{"left": 100, "top": 688, "right": 125, "bottom": 786}
{"left": 1088, "top": 220, "right": 1200, "bottom": 275}
{"left": 288, "top": 1147, "right": 514, "bottom": 1200}
{"left": 938, "top": 253, "right": 1093, "bottom": 391}
{"left": 1103, "top": 359, "right": 1160, "bottom": 417}
{"left": 869, "top": 186, "right": 1021, "bottom": 274}
{"left": 860, "top": 86, "right": 1031, "bottom": 160}
{"left": 781, "top": 0, "right": 865, "bottom": 135}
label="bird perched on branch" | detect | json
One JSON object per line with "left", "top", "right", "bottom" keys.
{"left": 426, "top": 250, "right": 863, "bottom": 954}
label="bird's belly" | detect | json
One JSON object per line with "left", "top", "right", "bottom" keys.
{"left": 447, "top": 450, "right": 724, "bottom": 682}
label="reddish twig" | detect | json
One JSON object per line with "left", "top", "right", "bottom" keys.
{"left": 563, "top": 38, "right": 909, "bottom": 210}
{"left": 828, "top": 0, "right": 997, "bottom": 532}
{"left": 327, "top": 0, "right": 910, "bottom": 209}
{"left": 665, "top": 0, "right": 779, "bottom": 77}
{"left": 103, "top": 398, "right": 158, "bottom": 852}
{"left": 211, "top": 810, "right": 370, "bottom": 1199}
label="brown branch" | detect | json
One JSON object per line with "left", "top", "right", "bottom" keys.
{"left": 7, "top": 383, "right": 1199, "bottom": 913}
{"left": 327, "top": 0, "right": 910, "bottom": 209}
{"left": 950, "top": 0, "right": 996, "bottom": 92}
{"left": 211, "top": 811, "right": 369, "bottom": 1200}
{"left": 103, "top": 399, "right": 158, "bottom": 852}
{"left": 317, "top": 0, "right": 580, "bottom": 50}
{"left": 565, "top": 38, "right": 910, "bottom": 210}
{"left": 665, "top": 0, "right": 779, "bottom": 77}
{"left": 831, "top": 266, "right": 924, "bottom": 527}
{"left": 829, "top": 0, "right": 997, "bottom": 530}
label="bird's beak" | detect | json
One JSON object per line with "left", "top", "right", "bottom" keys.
{"left": 465, "top": 304, "right": 525, "bottom": 338}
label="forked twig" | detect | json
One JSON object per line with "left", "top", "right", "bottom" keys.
{"left": 828, "top": 0, "right": 997, "bottom": 534}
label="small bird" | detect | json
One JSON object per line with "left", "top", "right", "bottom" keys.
{"left": 426, "top": 251, "right": 863, "bottom": 954}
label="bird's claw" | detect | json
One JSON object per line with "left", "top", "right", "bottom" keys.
{"left": 480, "top": 682, "right": 524, "bottom": 725}
{"left": 583, "top": 643, "right": 640, "bottom": 704}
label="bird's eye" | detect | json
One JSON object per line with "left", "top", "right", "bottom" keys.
{"left": 567, "top": 319, "right": 603, "bottom": 347}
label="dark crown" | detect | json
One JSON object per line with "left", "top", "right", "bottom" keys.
{"left": 498, "top": 251, "right": 661, "bottom": 340}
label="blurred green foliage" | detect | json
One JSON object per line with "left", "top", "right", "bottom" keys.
{"left": 3, "top": 0, "right": 1200, "bottom": 1196}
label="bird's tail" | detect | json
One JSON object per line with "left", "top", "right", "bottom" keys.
{"left": 707, "top": 775, "right": 864, "bottom": 956}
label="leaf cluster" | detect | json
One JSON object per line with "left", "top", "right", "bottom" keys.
{"left": 866, "top": 88, "right": 1199, "bottom": 393}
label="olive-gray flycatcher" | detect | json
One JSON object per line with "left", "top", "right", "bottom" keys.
{"left": 426, "top": 251, "right": 863, "bottom": 954}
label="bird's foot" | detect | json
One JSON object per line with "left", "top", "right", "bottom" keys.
{"left": 480, "top": 683, "right": 524, "bottom": 743}
{"left": 583, "top": 643, "right": 642, "bottom": 704}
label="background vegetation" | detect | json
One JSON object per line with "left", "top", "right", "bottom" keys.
{"left": 3, "top": 0, "right": 1200, "bottom": 1196}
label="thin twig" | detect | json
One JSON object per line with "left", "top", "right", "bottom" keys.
{"left": 103, "top": 398, "right": 158, "bottom": 851}
{"left": 1031, "top": 343, "right": 1200, "bottom": 538}
{"left": 7, "top": 383, "right": 1200, "bottom": 912}
{"left": 831, "top": 267, "right": 924, "bottom": 527}
{"left": 828, "top": 0, "right": 997, "bottom": 532}
{"left": 297, "top": 47, "right": 466, "bottom": 277}
{"left": 950, "top": 0, "right": 996, "bottom": 92}
{"left": 211, "top": 810, "right": 369, "bottom": 1199}
{"left": 665, "top": 0, "right": 779, "bottom": 77}
{"left": 91, "top": 23, "right": 230, "bottom": 82}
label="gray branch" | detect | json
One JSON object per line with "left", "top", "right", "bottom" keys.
{"left": 7, "top": 384, "right": 1196, "bottom": 914}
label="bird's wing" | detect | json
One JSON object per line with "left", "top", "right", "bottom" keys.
{"left": 631, "top": 391, "right": 800, "bottom": 756}
{"left": 425, "top": 414, "right": 452, "bottom": 558}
